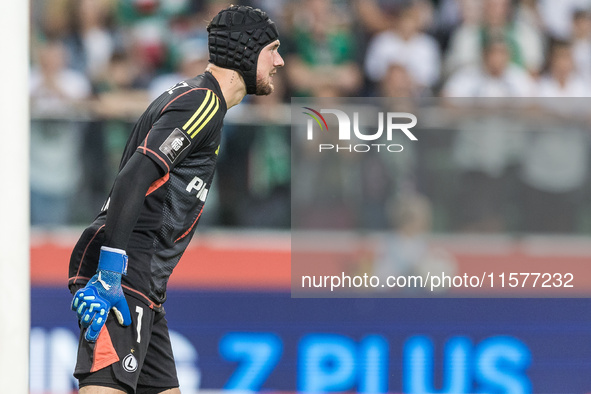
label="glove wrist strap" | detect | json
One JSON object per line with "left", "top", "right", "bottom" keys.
{"left": 98, "top": 246, "right": 128, "bottom": 275}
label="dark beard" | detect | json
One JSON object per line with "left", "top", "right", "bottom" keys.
{"left": 255, "top": 76, "right": 274, "bottom": 96}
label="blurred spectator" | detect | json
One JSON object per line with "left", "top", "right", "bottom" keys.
{"left": 538, "top": 0, "right": 591, "bottom": 40}
{"left": 442, "top": 34, "right": 536, "bottom": 97}
{"left": 449, "top": 113, "right": 528, "bottom": 232}
{"left": 285, "top": 0, "right": 361, "bottom": 97}
{"left": 216, "top": 74, "right": 291, "bottom": 227}
{"left": 518, "top": 119, "right": 589, "bottom": 233}
{"left": 519, "top": 40, "right": 590, "bottom": 233}
{"left": 436, "top": 0, "right": 463, "bottom": 30}
{"left": 124, "top": 22, "right": 168, "bottom": 77}
{"left": 117, "top": 0, "right": 191, "bottom": 22}
{"left": 247, "top": 0, "right": 290, "bottom": 23}
{"left": 443, "top": 35, "right": 532, "bottom": 232}
{"left": 518, "top": 124, "right": 589, "bottom": 234}
{"left": 364, "top": 1, "right": 441, "bottom": 93}
{"left": 372, "top": 192, "right": 457, "bottom": 289}
{"left": 433, "top": 0, "right": 467, "bottom": 49}
{"left": 63, "top": 0, "right": 118, "bottom": 83}
{"left": 443, "top": 0, "right": 485, "bottom": 75}
{"left": 356, "top": 0, "right": 435, "bottom": 36}
{"left": 291, "top": 111, "right": 365, "bottom": 229}
{"left": 359, "top": 151, "right": 397, "bottom": 229}
{"left": 244, "top": 75, "right": 291, "bottom": 227}
{"left": 537, "top": 40, "right": 591, "bottom": 97}
{"left": 163, "top": 0, "right": 226, "bottom": 74}
{"left": 30, "top": 40, "right": 91, "bottom": 226}
{"left": 511, "top": 0, "right": 547, "bottom": 74}
{"left": 518, "top": 110, "right": 589, "bottom": 233}
{"left": 80, "top": 50, "right": 151, "bottom": 218}
{"left": 92, "top": 51, "right": 151, "bottom": 118}
{"left": 515, "top": 0, "right": 545, "bottom": 33}
{"left": 30, "top": 119, "right": 84, "bottom": 226}
{"left": 373, "top": 193, "right": 432, "bottom": 279}
{"left": 380, "top": 63, "right": 420, "bottom": 97}
{"left": 444, "top": 0, "right": 544, "bottom": 76}
{"left": 148, "top": 39, "right": 210, "bottom": 100}
{"left": 30, "top": 40, "right": 92, "bottom": 115}
{"left": 571, "top": 9, "right": 591, "bottom": 81}
{"left": 355, "top": 0, "right": 399, "bottom": 35}
{"left": 33, "top": 0, "right": 70, "bottom": 40}
{"left": 116, "top": 0, "right": 194, "bottom": 77}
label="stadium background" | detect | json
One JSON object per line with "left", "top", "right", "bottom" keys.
{"left": 29, "top": 0, "right": 591, "bottom": 392}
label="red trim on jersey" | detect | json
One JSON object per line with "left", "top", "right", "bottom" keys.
{"left": 138, "top": 128, "right": 152, "bottom": 156}
{"left": 73, "top": 225, "right": 105, "bottom": 285}
{"left": 142, "top": 129, "right": 150, "bottom": 152}
{"left": 137, "top": 129, "right": 150, "bottom": 155}
{"left": 137, "top": 129, "right": 171, "bottom": 173}
{"left": 90, "top": 326, "right": 119, "bottom": 373}
{"left": 175, "top": 206, "right": 204, "bottom": 243}
{"left": 146, "top": 173, "right": 170, "bottom": 196}
{"left": 137, "top": 129, "right": 148, "bottom": 154}
{"left": 160, "top": 88, "right": 199, "bottom": 114}
{"left": 143, "top": 148, "right": 170, "bottom": 173}
{"left": 122, "top": 285, "right": 158, "bottom": 309}
{"left": 68, "top": 275, "right": 91, "bottom": 283}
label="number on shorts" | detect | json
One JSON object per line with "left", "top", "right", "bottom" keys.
{"left": 135, "top": 306, "right": 144, "bottom": 343}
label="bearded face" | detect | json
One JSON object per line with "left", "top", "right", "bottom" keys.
{"left": 254, "top": 40, "right": 283, "bottom": 96}
{"left": 255, "top": 72, "right": 275, "bottom": 96}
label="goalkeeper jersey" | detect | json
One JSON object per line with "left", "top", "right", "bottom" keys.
{"left": 69, "top": 71, "right": 227, "bottom": 307}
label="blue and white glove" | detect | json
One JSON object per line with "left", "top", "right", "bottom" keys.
{"left": 71, "top": 246, "right": 132, "bottom": 342}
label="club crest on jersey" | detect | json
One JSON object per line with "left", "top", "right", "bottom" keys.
{"left": 122, "top": 353, "right": 138, "bottom": 373}
{"left": 160, "top": 128, "right": 191, "bottom": 163}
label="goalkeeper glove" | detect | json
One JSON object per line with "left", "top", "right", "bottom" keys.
{"left": 71, "top": 246, "right": 132, "bottom": 342}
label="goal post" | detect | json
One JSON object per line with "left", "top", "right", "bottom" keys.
{"left": 0, "top": 1, "right": 31, "bottom": 392}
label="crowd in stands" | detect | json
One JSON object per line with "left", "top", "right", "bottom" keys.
{"left": 28, "top": 0, "right": 591, "bottom": 232}
{"left": 29, "top": 0, "right": 591, "bottom": 107}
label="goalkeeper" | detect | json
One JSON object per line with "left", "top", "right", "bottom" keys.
{"left": 67, "top": 5, "right": 283, "bottom": 393}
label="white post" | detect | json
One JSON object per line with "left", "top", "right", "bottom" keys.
{"left": 0, "top": 1, "right": 30, "bottom": 392}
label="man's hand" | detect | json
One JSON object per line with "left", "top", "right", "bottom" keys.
{"left": 71, "top": 247, "right": 132, "bottom": 342}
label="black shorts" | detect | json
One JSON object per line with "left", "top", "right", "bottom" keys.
{"left": 73, "top": 292, "right": 179, "bottom": 393}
